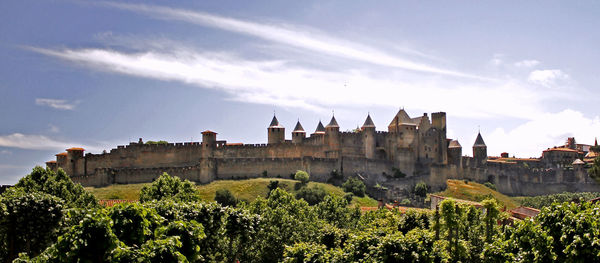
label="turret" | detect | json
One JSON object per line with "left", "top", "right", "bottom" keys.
{"left": 325, "top": 115, "right": 340, "bottom": 150}
{"left": 202, "top": 130, "right": 217, "bottom": 158}
{"left": 472, "top": 132, "right": 487, "bottom": 167}
{"left": 311, "top": 121, "right": 326, "bottom": 145}
{"left": 362, "top": 114, "right": 376, "bottom": 159}
{"left": 447, "top": 140, "right": 462, "bottom": 166}
{"left": 292, "top": 120, "right": 306, "bottom": 144}
{"left": 267, "top": 115, "right": 285, "bottom": 144}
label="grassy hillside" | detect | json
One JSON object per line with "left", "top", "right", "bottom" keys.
{"left": 86, "top": 178, "right": 378, "bottom": 207}
{"left": 434, "top": 179, "right": 519, "bottom": 210}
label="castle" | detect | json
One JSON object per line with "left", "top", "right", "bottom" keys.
{"left": 45, "top": 109, "right": 600, "bottom": 197}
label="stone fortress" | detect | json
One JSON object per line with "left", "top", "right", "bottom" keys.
{"left": 45, "top": 109, "right": 600, "bottom": 198}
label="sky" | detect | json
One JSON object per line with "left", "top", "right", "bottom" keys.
{"left": 0, "top": 0, "right": 599, "bottom": 184}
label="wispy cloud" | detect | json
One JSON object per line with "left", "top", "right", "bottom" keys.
{"left": 99, "top": 2, "right": 484, "bottom": 79}
{"left": 0, "top": 133, "right": 101, "bottom": 152}
{"left": 528, "top": 69, "right": 570, "bottom": 88}
{"left": 28, "top": 45, "right": 549, "bottom": 120}
{"left": 514, "top": 59, "right": 540, "bottom": 68}
{"left": 35, "top": 98, "right": 78, "bottom": 110}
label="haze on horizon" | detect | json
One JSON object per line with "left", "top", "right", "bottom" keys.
{"left": 0, "top": 0, "right": 599, "bottom": 184}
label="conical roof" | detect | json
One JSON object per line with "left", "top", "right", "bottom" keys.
{"left": 269, "top": 115, "right": 283, "bottom": 128}
{"left": 362, "top": 114, "right": 375, "bottom": 128}
{"left": 293, "top": 121, "right": 305, "bottom": 132}
{"left": 473, "top": 132, "right": 486, "bottom": 147}
{"left": 314, "top": 121, "right": 326, "bottom": 133}
{"left": 448, "top": 140, "right": 462, "bottom": 148}
{"left": 326, "top": 116, "right": 339, "bottom": 128}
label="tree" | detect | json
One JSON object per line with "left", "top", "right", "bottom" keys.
{"left": 413, "top": 181, "right": 428, "bottom": 198}
{"left": 215, "top": 189, "right": 238, "bottom": 207}
{"left": 267, "top": 180, "right": 279, "bottom": 197}
{"left": 38, "top": 210, "right": 120, "bottom": 263}
{"left": 482, "top": 199, "right": 500, "bottom": 243}
{"left": 15, "top": 166, "right": 98, "bottom": 208}
{"left": 295, "top": 185, "right": 327, "bottom": 205}
{"left": 109, "top": 203, "right": 164, "bottom": 247}
{"left": 588, "top": 156, "right": 600, "bottom": 179}
{"left": 155, "top": 220, "right": 206, "bottom": 262}
{"left": 342, "top": 177, "right": 366, "bottom": 197}
{"left": 294, "top": 170, "right": 310, "bottom": 185}
{"left": 139, "top": 173, "right": 201, "bottom": 202}
{"left": 0, "top": 188, "right": 64, "bottom": 262}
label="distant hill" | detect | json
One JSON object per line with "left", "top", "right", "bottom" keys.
{"left": 86, "top": 178, "right": 378, "bottom": 207}
{"left": 434, "top": 179, "right": 519, "bottom": 210}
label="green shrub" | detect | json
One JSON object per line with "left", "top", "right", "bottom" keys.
{"left": 294, "top": 170, "right": 310, "bottom": 184}
{"left": 342, "top": 178, "right": 366, "bottom": 197}
{"left": 139, "top": 173, "right": 201, "bottom": 202}
{"left": 215, "top": 189, "right": 238, "bottom": 207}
{"left": 414, "top": 181, "right": 428, "bottom": 198}
{"left": 484, "top": 182, "right": 497, "bottom": 190}
{"left": 295, "top": 185, "right": 327, "bottom": 205}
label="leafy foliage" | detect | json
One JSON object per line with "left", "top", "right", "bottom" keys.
{"left": 139, "top": 173, "right": 201, "bottom": 202}
{"left": 516, "top": 191, "right": 600, "bottom": 209}
{"left": 413, "top": 181, "right": 428, "bottom": 198}
{"left": 342, "top": 177, "right": 366, "bottom": 197}
{"left": 10, "top": 169, "right": 600, "bottom": 263}
{"left": 295, "top": 185, "right": 327, "bottom": 205}
{"left": 0, "top": 188, "right": 64, "bottom": 262}
{"left": 294, "top": 170, "right": 310, "bottom": 184}
{"left": 588, "top": 156, "right": 600, "bottom": 180}
{"left": 15, "top": 166, "right": 98, "bottom": 208}
{"left": 214, "top": 188, "right": 238, "bottom": 207}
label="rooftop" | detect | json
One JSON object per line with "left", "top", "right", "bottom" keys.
{"left": 66, "top": 147, "right": 85, "bottom": 151}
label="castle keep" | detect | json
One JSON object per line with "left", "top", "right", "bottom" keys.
{"left": 46, "top": 109, "right": 600, "bottom": 197}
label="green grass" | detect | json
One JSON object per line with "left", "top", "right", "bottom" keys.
{"left": 434, "top": 179, "right": 519, "bottom": 210}
{"left": 86, "top": 183, "right": 149, "bottom": 200}
{"left": 86, "top": 178, "right": 378, "bottom": 207}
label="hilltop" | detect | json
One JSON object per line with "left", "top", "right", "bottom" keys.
{"left": 86, "top": 178, "right": 378, "bottom": 207}
{"left": 434, "top": 179, "right": 519, "bottom": 209}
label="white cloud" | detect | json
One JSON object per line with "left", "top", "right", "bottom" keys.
{"left": 528, "top": 69, "right": 570, "bottom": 88}
{"left": 487, "top": 109, "right": 600, "bottom": 157}
{"left": 0, "top": 150, "right": 11, "bottom": 155}
{"left": 514, "top": 59, "right": 540, "bottom": 68}
{"left": 100, "top": 2, "right": 484, "bottom": 79}
{"left": 29, "top": 46, "right": 550, "bottom": 120}
{"left": 0, "top": 133, "right": 101, "bottom": 152}
{"left": 35, "top": 98, "right": 78, "bottom": 110}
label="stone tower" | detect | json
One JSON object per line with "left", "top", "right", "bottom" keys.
{"left": 200, "top": 130, "right": 217, "bottom": 183}
{"left": 292, "top": 120, "right": 305, "bottom": 144}
{"left": 432, "top": 112, "right": 448, "bottom": 165}
{"left": 447, "top": 140, "right": 462, "bottom": 166}
{"left": 325, "top": 115, "right": 340, "bottom": 151}
{"left": 267, "top": 115, "right": 285, "bottom": 144}
{"left": 362, "top": 114, "right": 376, "bottom": 159}
{"left": 65, "top": 147, "right": 85, "bottom": 176}
{"left": 473, "top": 132, "right": 487, "bottom": 167}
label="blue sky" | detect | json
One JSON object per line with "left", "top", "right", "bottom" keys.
{"left": 1, "top": 0, "right": 599, "bottom": 184}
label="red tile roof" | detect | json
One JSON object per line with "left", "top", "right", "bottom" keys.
{"left": 45, "top": 160, "right": 57, "bottom": 163}
{"left": 201, "top": 130, "right": 217, "bottom": 135}
{"left": 99, "top": 199, "right": 138, "bottom": 207}
{"left": 66, "top": 147, "right": 85, "bottom": 151}
{"left": 55, "top": 152, "right": 68, "bottom": 156}
{"left": 543, "top": 147, "right": 578, "bottom": 153}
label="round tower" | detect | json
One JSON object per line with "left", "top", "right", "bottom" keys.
{"left": 361, "top": 113, "right": 376, "bottom": 159}
{"left": 267, "top": 115, "right": 285, "bottom": 144}
{"left": 292, "top": 120, "right": 306, "bottom": 144}
{"left": 311, "top": 120, "right": 326, "bottom": 145}
{"left": 472, "top": 132, "right": 487, "bottom": 167}
{"left": 325, "top": 115, "right": 340, "bottom": 150}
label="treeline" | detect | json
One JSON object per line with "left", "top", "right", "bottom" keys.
{"left": 516, "top": 192, "right": 600, "bottom": 209}
{"left": 2, "top": 167, "right": 600, "bottom": 262}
